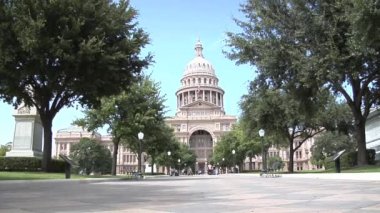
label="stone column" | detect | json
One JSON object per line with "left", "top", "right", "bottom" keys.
{"left": 67, "top": 143, "right": 71, "bottom": 155}
{"left": 216, "top": 92, "right": 219, "bottom": 106}
{"left": 56, "top": 141, "right": 61, "bottom": 156}
{"left": 181, "top": 92, "right": 185, "bottom": 106}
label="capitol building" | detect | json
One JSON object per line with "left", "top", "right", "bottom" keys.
{"left": 165, "top": 40, "right": 237, "bottom": 172}
{"left": 54, "top": 41, "right": 236, "bottom": 174}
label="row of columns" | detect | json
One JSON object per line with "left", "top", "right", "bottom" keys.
{"left": 56, "top": 142, "right": 71, "bottom": 156}
{"left": 177, "top": 89, "right": 224, "bottom": 107}
{"left": 182, "top": 77, "right": 218, "bottom": 87}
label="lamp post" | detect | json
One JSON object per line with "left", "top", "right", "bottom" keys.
{"left": 177, "top": 159, "right": 181, "bottom": 176}
{"left": 222, "top": 158, "right": 225, "bottom": 174}
{"left": 216, "top": 162, "right": 219, "bottom": 175}
{"left": 259, "top": 129, "right": 266, "bottom": 173}
{"left": 232, "top": 149, "right": 236, "bottom": 173}
{"left": 205, "top": 159, "right": 208, "bottom": 174}
{"left": 167, "top": 151, "right": 171, "bottom": 175}
{"left": 137, "top": 132, "right": 144, "bottom": 175}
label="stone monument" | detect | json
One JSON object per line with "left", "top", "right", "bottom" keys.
{"left": 6, "top": 105, "right": 43, "bottom": 157}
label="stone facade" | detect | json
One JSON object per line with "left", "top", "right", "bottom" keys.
{"left": 165, "top": 40, "right": 237, "bottom": 173}
{"left": 366, "top": 108, "right": 380, "bottom": 160}
{"left": 54, "top": 126, "right": 141, "bottom": 174}
{"left": 245, "top": 136, "right": 323, "bottom": 172}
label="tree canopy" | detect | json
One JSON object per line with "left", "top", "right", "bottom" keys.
{"left": 69, "top": 137, "right": 112, "bottom": 175}
{"left": 0, "top": 0, "right": 151, "bottom": 171}
{"left": 75, "top": 76, "right": 167, "bottom": 175}
{"left": 226, "top": 0, "right": 380, "bottom": 166}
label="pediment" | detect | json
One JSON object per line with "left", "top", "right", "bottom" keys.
{"left": 182, "top": 101, "right": 217, "bottom": 109}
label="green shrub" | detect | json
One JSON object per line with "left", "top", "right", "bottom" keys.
{"left": 0, "top": 157, "right": 68, "bottom": 173}
{"left": 0, "top": 157, "right": 4, "bottom": 169}
{"left": 367, "top": 149, "right": 376, "bottom": 165}
{"left": 0, "top": 157, "right": 41, "bottom": 171}
{"left": 241, "top": 170, "right": 261, "bottom": 173}
{"left": 49, "top": 159, "right": 66, "bottom": 173}
{"left": 325, "top": 149, "right": 376, "bottom": 170}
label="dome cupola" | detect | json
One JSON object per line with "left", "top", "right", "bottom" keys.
{"left": 175, "top": 40, "right": 225, "bottom": 113}
{"left": 183, "top": 40, "right": 215, "bottom": 77}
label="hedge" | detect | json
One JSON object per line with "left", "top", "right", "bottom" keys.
{"left": 325, "top": 149, "right": 376, "bottom": 170}
{"left": 0, "top": 157, "right": 65, "bottom": 172}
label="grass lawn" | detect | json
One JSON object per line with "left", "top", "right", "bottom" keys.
{"left": 0, "top": 171, "right": 128, "bottom": 180}
{"left": 0, "top": 172, "right": 89, "bottom": 180}
{"left": 342, "top": 165, "right": 380, "bottom": 173}
{"left": 298, "top": 165, "right": 380, "bottom": 173}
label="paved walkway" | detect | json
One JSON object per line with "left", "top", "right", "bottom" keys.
{"left": 280, "top": 172, "right": 380, "bottom": 181}
{"left": 1, "top": 173, "right": 380, "bottom": 213}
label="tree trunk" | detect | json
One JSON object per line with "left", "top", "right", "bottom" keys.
{"left": 249, "top": 156, "right": 253, "bottom": 170}
{"left": 288, "top": 140, "right": 294, "bottom": 173}
{"left": 151, "top": 154, "right": 155, "bottom": 174}
{"left": 355, "top": 119, "right": 368, "bottom": 166}
{"left": 41, "top": 117, "right": 53, "bottom": 172}
{"left": 111, "top": 140, "right": 119, "bottom": 176}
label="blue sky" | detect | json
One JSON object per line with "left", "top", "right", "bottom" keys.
{"left": 0, "top": 0, "right": 256, "bottom": 145}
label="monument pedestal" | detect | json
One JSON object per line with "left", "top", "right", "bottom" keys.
{"left": 6, "top": 106, "right": 43, "bottom": 157}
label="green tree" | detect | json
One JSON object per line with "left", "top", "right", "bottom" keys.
{"left": 0, "top": 0, "right": 151, "bottom": 171}
{"left": 177, "top": 143, "right": 197, "bottom": 172}
{"left": 239, "top": 86, "right": 339, "bottom": 172}
{"left": 226, "top": 0, "right": 380, "bottom": 166}
{"left": 311, "top": 131, "right": 356, "bottom": 166}
{"left": 213, "top": 125, "right": 247, "bottom": 171}
{"left": 156, "top": 138, "right": 181, "bottom": 173}
{"left": 75, "top": 77, "right": 166, "bottom": 175}
{"left": 0, "top": 145, "right": 10, "bottom": 157}
{"left": 144, "top": 123, "right": 177, "bottom": 174}
{"left": 69, "top": 137, "right": 112, "bottom": 175}
{"left": 268, "top": 156, "right": 284, "bottom": 171}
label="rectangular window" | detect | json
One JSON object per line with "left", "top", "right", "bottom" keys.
{"left": 215, "top": 123, "right": 220, "bottom": 130}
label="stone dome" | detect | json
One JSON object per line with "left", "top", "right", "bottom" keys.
{"left": 183, "top": 40, "right": 215, "bottom": 77}
{"left": 57, "top": 125, "right": 85, "bottom": 133}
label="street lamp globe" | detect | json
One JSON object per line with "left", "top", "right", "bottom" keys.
{"left": 232, "top": 149, "right": 235, "bottom": 155}
{"left": 178, "top": 159, "right": 181, "bottom": 163}
{"left": 138, "top": 131, "right": 144, "bottom": 140}
{"left": 167, "top": 151, "right": 171, "bottom": 156}
{"left": 259, "top": 129, "right": 265, "bottom": 137}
